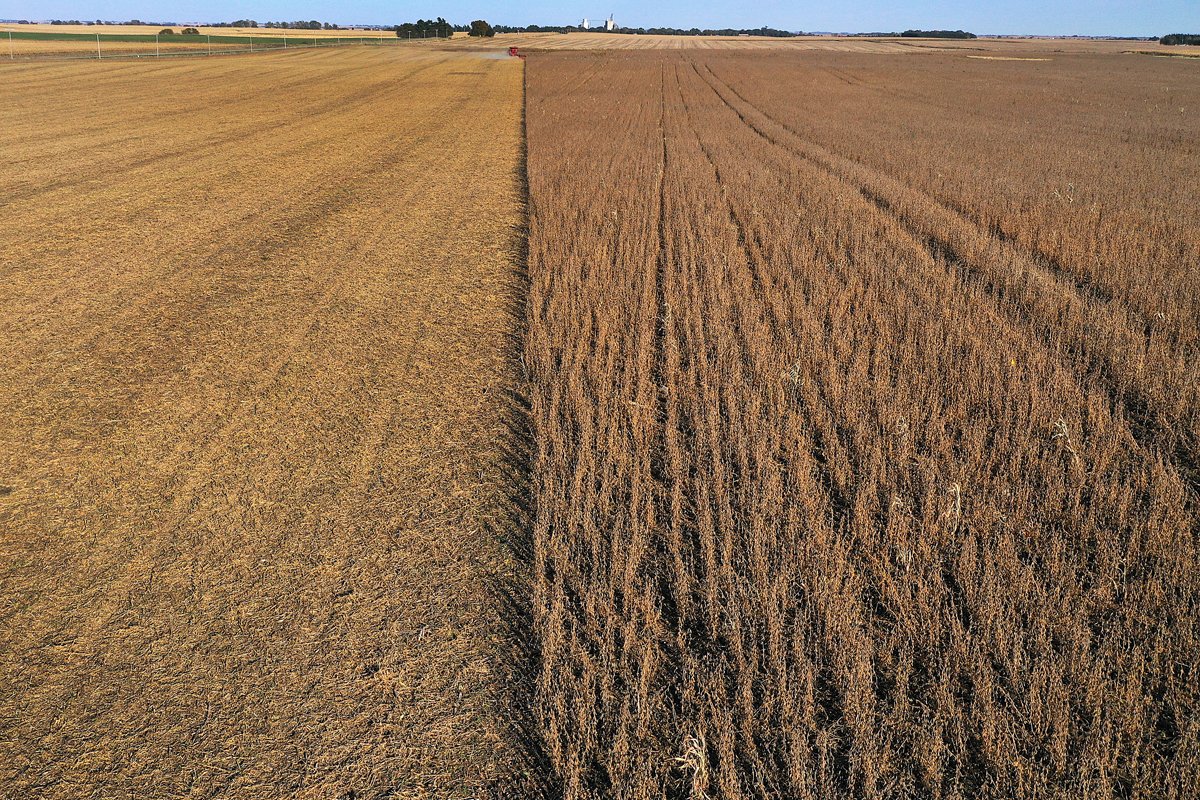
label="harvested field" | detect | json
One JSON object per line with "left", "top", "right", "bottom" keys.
{"left": 523, "top": 49, "right": 1199, "bottom": 799}
{"left": 5, "top": 28, "right": 1199, "bottom": 800}
{"left": 2, "top": 37, "right": 243, "bottom": 57}
{"left": 451, "top": 33, "right": 916, "bottom": 52}
{"left": 0, "top": 24, "right": 430, "bottom": 58}
{"left": 447, "top": 33, "right": 1199, "bottom": 55}
{"left": 1, "top": 23, "right": 382, "bottom": 36}
{"left": 0, "top": 47, "right": 524, "bottom": 798}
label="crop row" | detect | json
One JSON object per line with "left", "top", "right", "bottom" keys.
{"left": 522, "top": 51, "right": 1198, "bottom": 799}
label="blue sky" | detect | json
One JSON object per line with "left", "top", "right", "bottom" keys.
{"left": 2, "top": 1, "right": 1197, "bottom": 36}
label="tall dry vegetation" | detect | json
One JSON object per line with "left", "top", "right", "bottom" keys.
{"left": 523, "top": 51, "right": 1199, "bottom": 799}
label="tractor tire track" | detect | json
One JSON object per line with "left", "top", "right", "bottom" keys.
{"left": 701, "top": 62, "right": 1136, "bottom": 320}
{"left": 693, "top": 58, "right": 1199, "bottom": 492}
{"left": 1, "top": 56, "right": 447, "bottom": 208}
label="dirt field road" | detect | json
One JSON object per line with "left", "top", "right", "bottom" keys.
{"left": 0, "top": 48, "right": 524, "bottom": 798}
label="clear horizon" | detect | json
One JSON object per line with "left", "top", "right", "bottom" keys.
{"left": 0, "top": 1, "right": 1197, "bottom": 37}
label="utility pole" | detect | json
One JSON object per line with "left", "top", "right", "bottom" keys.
{"left": 249, "top": 35, "right": 253, "bottom": 52}
{"left": 8, "top": 30, "right": 13, "bottom": 60}
{"left": 207, "top": 33, "right": 211, "bottom": 55}
{"left": 96, "top": 32, "right": 101, "bottom": 59}
{"left": 156, "top": 32, "right": 159, "bottom": 57}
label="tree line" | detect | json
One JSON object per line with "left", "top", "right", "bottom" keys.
{"left": 392, "top": 18, "right": 454, "bottom": 38}
{"left": 207, "top": 20, "right": 341, "bottom": 29}
{"left": 41, "top": 19, "right": 337, "bottom": 28}
{"left": 900, "top": 29, "right": 976, "bottom": 38}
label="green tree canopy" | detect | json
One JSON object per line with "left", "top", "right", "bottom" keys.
{"left": 469, "top": 20, "right": 495, "bottom": 37}
{"left": 393, "top": 18, "right": 453, "bottom": 38}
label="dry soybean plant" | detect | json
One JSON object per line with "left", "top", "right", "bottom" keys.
{"left": 523, "top": 50, "right": 1199, "bottom": 799}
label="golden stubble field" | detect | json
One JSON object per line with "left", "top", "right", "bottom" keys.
{"left": 0, "top": 47, "right": 525, "bottom": 798}
{"left": 0, "top": 23, "right": 442, "bottom": 57}
{"left": 1, "top": 23, "right": 381, "bottom": 35}
{"left": 445, "top": 31, "right": 1200, "bottom": 55}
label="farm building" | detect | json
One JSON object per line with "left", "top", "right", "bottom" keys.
{"left": 581, "top": 15, "right": 616, "bottom": 31}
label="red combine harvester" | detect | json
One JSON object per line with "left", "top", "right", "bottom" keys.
{"left": 508, "top": 46, "right": 525, "bottom": 59}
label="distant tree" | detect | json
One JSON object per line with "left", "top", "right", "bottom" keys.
{"left": 181, "top": 27, "right": 199, "bottom": 35}
{"left": 393, "top": 17, "right": 453, "bottom": 38}
{"left": 469, "top": 19, "right": 495, "bottom": 37}
{"left": 159, "top": 28, "right": 176, "bottom": 35}
{"left": 900, "top": 29, "right": 976, "bottom": 39}
{"left": 264, "top": 19, "right": 329, "bottom": 30}
{"left": 1160, "top": 33, "right": 1200, "bottom": 45}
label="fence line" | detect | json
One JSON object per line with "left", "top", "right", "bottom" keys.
{"left": 2, "top": 32, "right": 453, "bottom": 64}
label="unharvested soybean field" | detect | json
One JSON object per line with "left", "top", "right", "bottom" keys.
{"left": 523, "top": 51, "right": 1199, "bottom": 798}
{"left": 1, "top": 40, "right": 1197, "bottom": 800}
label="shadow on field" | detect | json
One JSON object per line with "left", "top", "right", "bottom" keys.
{"left": 484, "top": 385, "right": 560, "bottom": 800}
{"left": 484, "top": 65, "right": 563, "bottom": 800}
